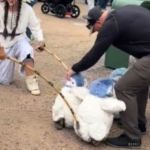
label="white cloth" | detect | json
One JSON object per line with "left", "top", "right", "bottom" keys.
{"left": 0, "top": 38, "right": 34, "bottom": 85}
{"left": 0, "top": 2, "right": 43, "bottom": 48}
{"left": 72, "top": 87, "right": 126, "bottom": 143}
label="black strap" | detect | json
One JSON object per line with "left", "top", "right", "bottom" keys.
{"left": 0, "top": 32, "right": 23, "bottom": 36}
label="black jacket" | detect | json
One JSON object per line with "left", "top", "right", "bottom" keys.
{"left": 72, "top": 5, "right": 150, "bottom": 72}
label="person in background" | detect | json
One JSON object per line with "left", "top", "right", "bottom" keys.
{"left": 87, "top": 0, "right": 95, "bottom": 10}
{"left": 97, "top": 0, "right": 113, "bottom": 9}
{"left": 66, "top": 6, "right": 150, "bottom": 148}
{"left": 0, "top": 0, "right": 45, "bottom": 95}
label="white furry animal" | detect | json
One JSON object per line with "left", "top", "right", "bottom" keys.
{"left": 52, "top": 74, "right": 86, "bottom": 129}
{"left": 72, "top": 87, "right": 126, "bottom": 145}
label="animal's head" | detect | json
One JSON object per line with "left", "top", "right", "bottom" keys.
{"left": 65, "top": 73, "right": 87, "bottom": 88}
{"left": 89, "top": 78, "right": 113, "bottom": 98}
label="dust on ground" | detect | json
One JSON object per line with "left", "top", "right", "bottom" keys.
{"left": 0, "top": 2, "right": 150, "bottom": 150}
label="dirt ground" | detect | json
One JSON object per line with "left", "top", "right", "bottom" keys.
{"left": 0, "top": 2, "right": 150, "bottom": 150}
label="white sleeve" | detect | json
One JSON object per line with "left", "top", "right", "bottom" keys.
{"left": 28, "top": 6, "right": 44, "bottom": 41}
{"left": 0, "top": 3, "right": 4, "bottom": 33}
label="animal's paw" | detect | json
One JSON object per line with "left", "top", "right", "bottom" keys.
{"left": 91, "top": 139, "right": 100, "bottom": 146}
{"left": 54, "top": 118, "right": 65, "bottom": 130}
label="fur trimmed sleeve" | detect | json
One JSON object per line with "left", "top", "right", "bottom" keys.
{"left": 27, "top": 4, "right": 44, "bottom": 41}
{"left": 0, "top": 3, "right": 4, "bottom": 33}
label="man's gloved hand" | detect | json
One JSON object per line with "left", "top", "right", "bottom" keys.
{"left": 0, "top": 46, "right": 6, "bottom": 60}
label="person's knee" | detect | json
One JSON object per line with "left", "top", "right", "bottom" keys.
{"left": 23, "top": 54, "right": 34, "bottom": 64}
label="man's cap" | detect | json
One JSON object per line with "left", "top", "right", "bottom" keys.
{"left": 83, "top": 6, "right": 103, "bottom": 22}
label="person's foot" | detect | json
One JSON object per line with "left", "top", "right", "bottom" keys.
{"left": 114, "top": 118, "right": 146, "bottom": 134}
{"left": 65, "top": 12, "right": 71, "bottom": 17}
{"left": 105, "top": 133, "right": 141, "bottom": 148}
{"left": 25, "top": 75, "right": 40, "bottom": 95}
{"left": 138, "top": 120, "right": 146, "bottom": 134}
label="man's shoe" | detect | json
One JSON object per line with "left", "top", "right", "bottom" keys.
{"left": 26, "top": 75, "right": 40, "bottom": 95}
{"left": 105, "top": 133, "right": 141, "bottom": 148}
{"left": 115, "top": 118, "right": 146, "bottom": 134}
{"left": 138, "top": 120, "right": 146, "bottom": 134}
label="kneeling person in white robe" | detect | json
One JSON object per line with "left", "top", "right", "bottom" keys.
{"left": 0, "top": 0, "right": 45, "bottom": 95}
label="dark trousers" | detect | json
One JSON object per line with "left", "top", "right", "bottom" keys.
{"left": 114, "top": 55, "right": 150, "bottom": 139}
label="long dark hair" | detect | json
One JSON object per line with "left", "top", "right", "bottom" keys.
{"left": 3, "top": 0, "right": 22, "bottom": 39}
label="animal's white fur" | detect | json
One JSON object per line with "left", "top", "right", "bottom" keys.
{"left": 52, "top": 77, "right": 86, "bottom": 128}
{"left": 52, "top": 78, "right": 126, "bottom": 144}
{"left": 52, "top": 87, "right": 82, "bottom": 127}
{"left": 72, "top": 87, "right": 126, "bottom": 143}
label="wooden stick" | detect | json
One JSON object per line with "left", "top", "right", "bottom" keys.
{"left": 31, "top": 43, "right": 68, "bottom": 70}
{"left": 7, "top": 56, "right": 79, "bottom": 128}
{"left": 31, "top": 43, "right": 69, "bottom": 71}
{"left": 44, "top": 47, "right": 69, "bottom": 71}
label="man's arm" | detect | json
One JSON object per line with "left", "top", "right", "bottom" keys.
{"left": 72, "top": 14, "right": 119, "bottom": 73}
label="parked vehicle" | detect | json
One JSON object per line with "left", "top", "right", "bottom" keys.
{"left": 41, "top": 0, "right": 80, "bottom": 18}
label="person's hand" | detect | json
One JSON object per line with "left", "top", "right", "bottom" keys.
{"left": 66, "top": 68, "right": 76, "bottom": 80}
{"left": 0, "top": 46, "right": 6, "bottom": 60}
{"left": 37, "top": 41, "right": 45, "bottom": 52}
{"left": 33, "top": 41, "right": 45, "bottom": 52}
